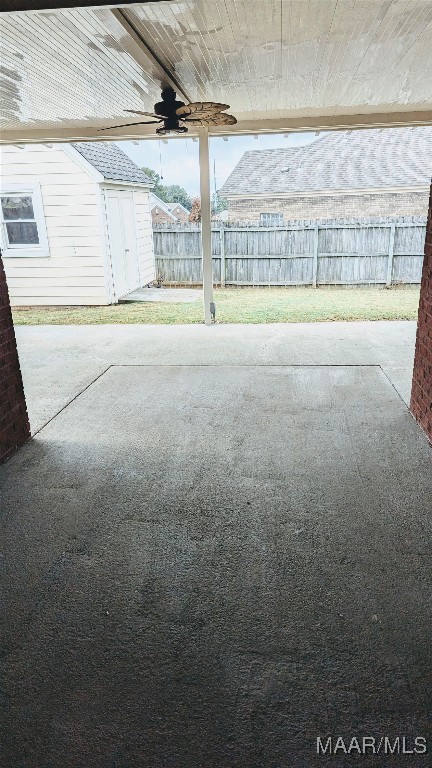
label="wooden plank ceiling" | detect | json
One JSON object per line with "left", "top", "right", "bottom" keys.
{"left": 1, "top": 0, "right": 432, "bottom": 142}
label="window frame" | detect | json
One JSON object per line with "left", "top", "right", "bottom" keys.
{"left": 259, "top": 212, "right": 284, "bottom": 227}
{"left": 0, "top": 184, "right": 49, "bottom": 258}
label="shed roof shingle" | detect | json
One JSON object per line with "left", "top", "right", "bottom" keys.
{"left": 219, "top": 127, "right": 432, "bottom": 197}
{"left": 72, "top": 142, "right": 152, "bottom": 185}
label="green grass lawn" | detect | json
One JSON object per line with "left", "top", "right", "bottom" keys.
{"left": 12, "top": 286, "right": 420, "bottom": 325}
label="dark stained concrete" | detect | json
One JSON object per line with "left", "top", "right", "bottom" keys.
{"left": 1, "top": 365, "right": 431, "bottom": 767}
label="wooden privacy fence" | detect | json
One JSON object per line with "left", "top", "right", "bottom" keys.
{"left": 153, "top": 217, "right": 427, "bottom": 287}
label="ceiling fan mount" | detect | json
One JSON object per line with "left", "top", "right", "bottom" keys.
{"left": 99, "top": 86, "right": 236, "bottom": 135}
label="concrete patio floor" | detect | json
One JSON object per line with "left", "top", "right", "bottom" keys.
{"left": 15, "top": 320, "right": 418, "bottom": 433}
{"left": 121, "top": 286, "right": 203, "bottom": 303}
{"left": 1, "top": 322, "right": 432, "bottom": 767}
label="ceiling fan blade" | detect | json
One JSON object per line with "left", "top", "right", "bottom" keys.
{"left": 179, "top": 110, "right": 224, "bottom": 120}
{"left": 176, "top": 101, "right": 230, "bottom": 116}
{"left": 98, "top": 120, "right": 162, "bottom": 131}
{"left": 183, "top": 113, "right": 237, "bottom": 126}
{"left": 125, "top": 110, "right": 161, "bottom": 119}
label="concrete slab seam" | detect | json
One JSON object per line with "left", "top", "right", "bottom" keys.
{"left": 31, "top": 366, "right": 113, "bottom": 437}
{"left": 28, "top": 364, "right": 408, "bottom": 439}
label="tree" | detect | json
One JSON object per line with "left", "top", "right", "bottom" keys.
{"left": 141, "top": 166, "right": 165, "bottom": 199}
{"left": 211, "top": 193, "right": 228, "bottom": 214}
{"left": 141, "top": 167, "right": 192, "bottom": 210}
{"left": 162, "top": 185, "right": 192, "bottom": 211}
{"left": 189, "top": 197, "right": 201, "bottom": 222}
{"left": 141, "top": 166, "right": 161, "bottom": 187}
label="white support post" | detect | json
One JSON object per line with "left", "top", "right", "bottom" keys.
{"left": 199, "top": 127, "right": 214, "bottom": 325}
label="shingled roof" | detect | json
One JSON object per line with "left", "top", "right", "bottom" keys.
{"left": 219, "top": 127, "right": 432, "bottom": 197}
{"left": 72, "top": 142, "right": 152, "bottom": 185}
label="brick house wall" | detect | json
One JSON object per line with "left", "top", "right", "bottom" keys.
{"left": 411, "top": 184, "right": 432, "bottom": 443}
{"left": 151, "top": 207, "right": 176, "bottom": 226}
{"left": 227, "top": 190, "right": 430, "bottom": 223}
{"left": 151, "top": 205, "right": 190, "bottom": 225}
{"left": 0, "top": 254, "right": 30, "bottom": 463}
{"left": 168, "top": 205, "right": 190, "bottom": 223}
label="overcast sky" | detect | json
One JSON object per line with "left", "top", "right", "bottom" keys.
{"left": 117, "top": 131, "right": 318, "bottom": 198}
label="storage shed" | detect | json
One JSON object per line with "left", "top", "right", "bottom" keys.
{"left": 0, "top": 142, "right": 155, "bottom": 305}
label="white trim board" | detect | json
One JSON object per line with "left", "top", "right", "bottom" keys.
{"left": 3, "top": 111, "right": 432, "bottom": 144}
{"left": 61, "top": 145, "right": 105, "bottom": 183}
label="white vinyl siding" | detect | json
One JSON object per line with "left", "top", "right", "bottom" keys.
{"left": 1, "top": 144, "right": 108, "bottom": 305}
{"left": 133, "top": 189, "right": 156, "bottom": 286}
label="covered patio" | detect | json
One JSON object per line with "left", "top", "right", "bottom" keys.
{"left": 1, "top": 1, "right": 432, "bottom": 765}
{"left": 1, "top": 320, "right": 432, "bottom": 766}
{"left": 1, "top": 319, "right": 431, "bottom": 764}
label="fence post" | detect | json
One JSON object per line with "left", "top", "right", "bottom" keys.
{"left": 220, "top": 226, "right": 226, "bottom": 287}
{"left": 386, "top": 223, "right": 396, "bottom": 287}
{"left": 312, "top": 226, "right": 319, "bottom": 288}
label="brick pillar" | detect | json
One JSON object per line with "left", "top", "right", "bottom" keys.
{"left": 0, "top": 253, "right": 30, "bottom": 463}
{"left": 410, "top": 183, "right": 432, "bottom": 442}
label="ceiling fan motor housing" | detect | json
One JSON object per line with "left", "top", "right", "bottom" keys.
{"left": 154, "top": 88, "right": 188, "bottom": 134}
{"left": 156, "top": 115, "right": 188, "bottom": 134}
{"left": 154, "top": 87, "right": 185, "bottom": 118}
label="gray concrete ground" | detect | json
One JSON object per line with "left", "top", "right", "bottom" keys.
{"left": 121, "top": 287, "right": 203, "bottom": 302}
{"left": 15, "top": 321, "right": 417, "bottom": 434}
{"left": 2, "top": 322, "right": 432, "bottom": 768}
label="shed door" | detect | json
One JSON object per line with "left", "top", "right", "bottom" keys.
{"left": 106, "top": 190, "right": 140, "bottom": 299}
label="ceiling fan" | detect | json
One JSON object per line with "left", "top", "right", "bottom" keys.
{"left": 99, "top": 86, "right": 237, "bottom": 135}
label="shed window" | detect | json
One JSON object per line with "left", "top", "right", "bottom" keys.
{"left": 1, "top": 196, "right": 39, "bottom": 245}
{"left": 0, "top": 186, "right": 49, "bottom": 257}
{"left": 260, "top": 212, "right": 284, "bottom": 227}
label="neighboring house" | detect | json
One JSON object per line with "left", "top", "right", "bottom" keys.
{"left": 165, "top": 201, "right": 190, "bottom": 223}
{"left": 150, "top": 194, "right": 190, "bottom": 225}
{"left": 0, "top": 142, "right": 155, "bottom": 305}
{"left": 150, "top": 194, "right": 178, "bottom": 225}
{"left": 219, "top": 127, "right": 432, "bottom": 224}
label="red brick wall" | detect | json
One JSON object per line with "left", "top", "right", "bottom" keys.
{"left": 151, "top": 208, "right": 176, "bottom": 225}
{"left": 411, "top": 183, "right": 432, "bottom": 442}
{"left": 0, "top": 253, "right": 30, "bottom": 463}
{"left": 169, "top": 206, "right": 190, "bottom": 223}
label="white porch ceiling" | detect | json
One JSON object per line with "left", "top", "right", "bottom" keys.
{"left": 1, "top": 0, "right": 432, "bottom": 143}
